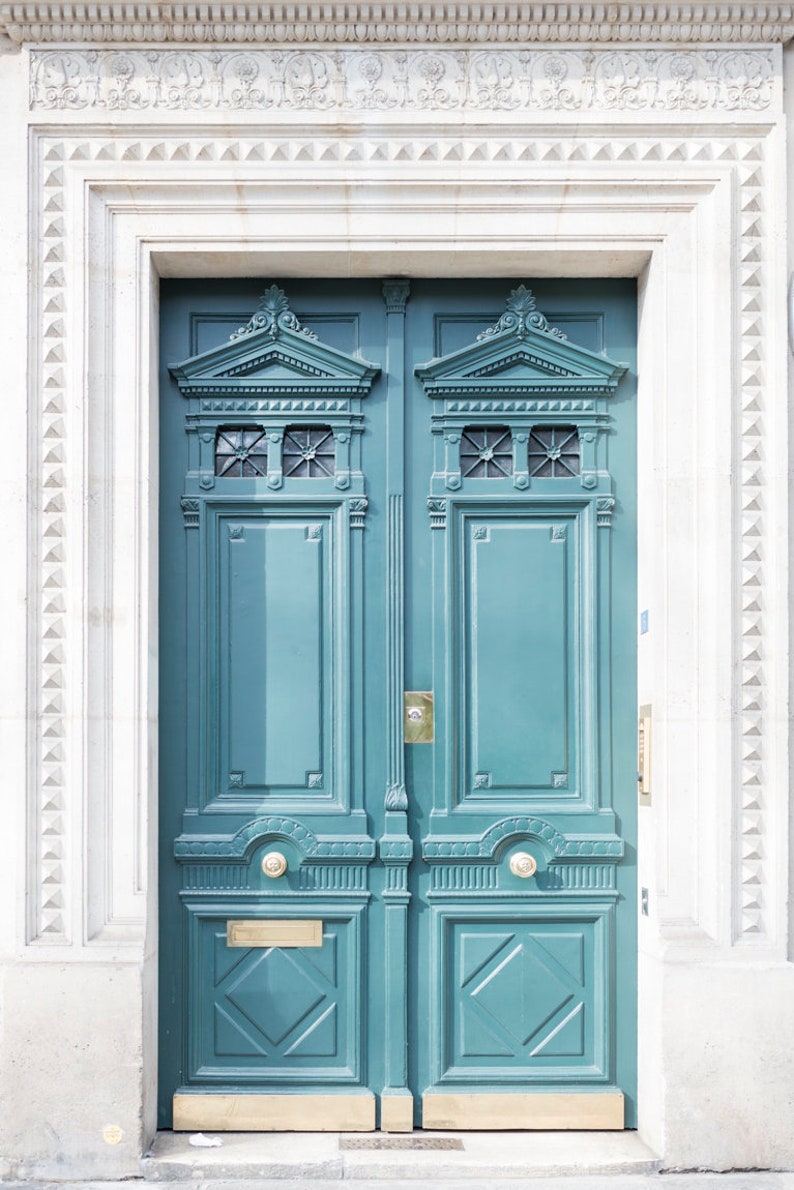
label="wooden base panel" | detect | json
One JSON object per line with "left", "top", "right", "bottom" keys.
{"left": 422, "top": 1091, "right": 624, "bottom": 1131}
{"left": 173, "top": 1092, "right": 376, "bottom": 1132}
{"left": 380, "top": 1092, "right": 414, "bottom": 1132}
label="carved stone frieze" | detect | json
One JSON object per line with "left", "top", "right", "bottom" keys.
{"left": 6, "top": 3, "right": 794, "bottom": 46}
{"left": 28, "top": 47, "right": 777, "bottom": 113}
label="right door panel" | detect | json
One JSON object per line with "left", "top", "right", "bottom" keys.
{"left": 405, "top": 280, "right": 636, "bottom": 1130}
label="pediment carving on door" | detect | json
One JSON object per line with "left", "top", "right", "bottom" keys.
{"left": 415, "top": 285, "right": 625, "bottom": 400}
{"left": 169, "top": 284, "right": 381, "bottom": 492}
{"left": 415, "top": 285, "right": 627, "bottom": 502}
{"left": 170, "top": 284, "right": 381, "bottom": 400}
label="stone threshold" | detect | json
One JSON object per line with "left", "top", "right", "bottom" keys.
{"left": 142, "top": 1129, "right": 660, "bottom": 1181}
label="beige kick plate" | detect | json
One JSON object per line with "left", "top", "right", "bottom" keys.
{"left": 173, "top": 1092, "right": 375, "bottom": 1132}
{"left": 226, "top": 919, "right": 323, "bottom": 948}
{"left": 422, "top": 1091, "right": 625, "bottom": 1130}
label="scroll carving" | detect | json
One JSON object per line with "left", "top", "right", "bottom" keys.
{"left": 29, "top": 49, "right": 776, "bottom": 114}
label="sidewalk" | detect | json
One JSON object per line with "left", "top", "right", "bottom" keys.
{"left": 3, "top": 1175, "right": 794, "bottom": 1190}
{"left": 2, "top": 1130, "right": 794, "bottom": 1189}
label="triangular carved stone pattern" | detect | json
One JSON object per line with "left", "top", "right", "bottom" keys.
{"left": 170, "top": 285, "right": 380, "bottom": 399}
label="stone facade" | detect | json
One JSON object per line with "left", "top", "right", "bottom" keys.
{"left": 0, "top": 4, "right": 792, "bottom": 1179}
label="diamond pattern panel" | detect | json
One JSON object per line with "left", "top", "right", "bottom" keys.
{"left": 470, "top": 938, "right": 574, "bottom": 1048}
{"left": 225, "top": 948, "right": 326, "bottom": 1048}
{"left": 446, "top": 918, "right": 603, "bottom": 1080}
{"left": 192, "top": 918, "right": 358, "bottom": 1082}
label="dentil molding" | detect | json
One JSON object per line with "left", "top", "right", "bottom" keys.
{"left": 4, "top": 2, "right": 794, "bottom": 45}
{"left": 29, "top": 46, "right": 777, "bottom": 111}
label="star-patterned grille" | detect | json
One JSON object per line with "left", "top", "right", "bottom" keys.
{"left": 460, "top": 426, "right": 513, "bottom": 478}
{"left": 215, "top": 426, "right": 268, "bottom": 477}
{"left": 528, "top": 426, "right": 580, "bottom": 477}
{"left": 283, "top": 426, "right": 336, "bottom": 478}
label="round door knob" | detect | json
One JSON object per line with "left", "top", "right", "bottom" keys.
{"left": 509, "top": 851, "right": 537, "bottom": 879}
{"left": 262, "top": 851, "right": 288, "bottom": 878}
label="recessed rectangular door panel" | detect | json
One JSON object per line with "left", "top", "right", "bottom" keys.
{"left": 210, "top": 510, "right": 338, "bottom": 803}
{"left": 188, "top": 910, "right": 362, "bottom": 1083}
{"left": 461, "top": 513, "right": 579, "bottom": 800}
{"left": 437, "top": 909, "right": 609, "bottom": 1083}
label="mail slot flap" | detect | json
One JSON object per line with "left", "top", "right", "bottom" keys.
{"left": 226, "top": 919, "right": 323, "bottom": 948}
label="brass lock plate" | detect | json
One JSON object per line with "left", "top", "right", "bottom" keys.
{"left": 404, "top": 692, "right": 434, "bottom": 743}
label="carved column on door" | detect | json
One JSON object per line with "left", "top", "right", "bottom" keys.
{"left": 379, "top": 278, "right": 414, "bottom": 1131}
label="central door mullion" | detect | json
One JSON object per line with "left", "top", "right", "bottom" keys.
{"left": 378, "top": 280, "right": 415, "bottom": 1132}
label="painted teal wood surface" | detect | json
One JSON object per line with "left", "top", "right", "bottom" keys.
{"left": 158, "top": 278, "right": 637, "bottom": 1128}
{"left": 464, "top": 514, "right": 573, "bottom": 794}
{"left": 191, "top": 906, "right": 363, "bottom": 1082}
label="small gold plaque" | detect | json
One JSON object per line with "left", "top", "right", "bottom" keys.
{"left": 404, "top": 692, "right": 434, "bottom": 743}
{"left": 638, "top": 704, "right": 652, "bottom": 806}
{"left": 226, "top": 919, "right": 323, "bottom": 948}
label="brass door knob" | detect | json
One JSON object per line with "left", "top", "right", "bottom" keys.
{"left": 509, "top": 851, "right": 537, "bottom": 878}
{"left": 262, "top": 851, "right": 288, "bottom": 878}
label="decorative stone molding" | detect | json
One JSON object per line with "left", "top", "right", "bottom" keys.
{"left": 26, "top": 115, "right": 779, "bottom": 949}
{"left": 29, "top": 47, "right": 777, "bottom": 113}
{"left": 35, "top": 143, "right": 70, "bottom": 941}
{"left": 5, "top": 3, "right": 794, "bottom": 46}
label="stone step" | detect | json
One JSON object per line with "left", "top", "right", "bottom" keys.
{"left": 141, "top": 1129, "right": 660, "bottom": 1181}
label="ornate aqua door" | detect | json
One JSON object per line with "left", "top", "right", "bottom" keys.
{"left": 159, "top": 279, "right": 636, "bottom": 1132}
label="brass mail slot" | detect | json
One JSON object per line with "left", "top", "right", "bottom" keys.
{"left": 404, "top": 691, "right": 434, "bottom": 743}
{"left": 226, "top": 919, "right": 323, "bottom": 948}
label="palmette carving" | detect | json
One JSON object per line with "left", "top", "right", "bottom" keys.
{"left": 385, "top": 783, "right": 408, "bottom": 811}
{"left": 231, "top": 285, "right": 318, "bottom": 341}
{"left": 29, "top": 48, "right": 776, "bottom": 113}
{"left": 477, "top": 285, "right": 566, "bottom": 340}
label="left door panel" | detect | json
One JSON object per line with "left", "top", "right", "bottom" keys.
{"left": 158, "top": 281, "right": 386, "bottom": 1129}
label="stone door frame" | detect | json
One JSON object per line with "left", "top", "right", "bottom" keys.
{"left": 1, "top": 43, "right": 791, "bottom": 1176}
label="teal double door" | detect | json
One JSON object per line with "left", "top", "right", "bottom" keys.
{"left": 159, "top": 278, "right": 637, "bottom": 1132}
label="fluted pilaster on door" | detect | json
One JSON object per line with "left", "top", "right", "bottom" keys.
{"left": 382, "top": 280, "right": 411, "bottom": 814}
{"left": 380, "top": 279, "right": 413, "bottom": 1129}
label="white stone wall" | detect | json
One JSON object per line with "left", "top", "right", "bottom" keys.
{"left": 0, "top": 26, "right": 792, "bottom": 1179}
